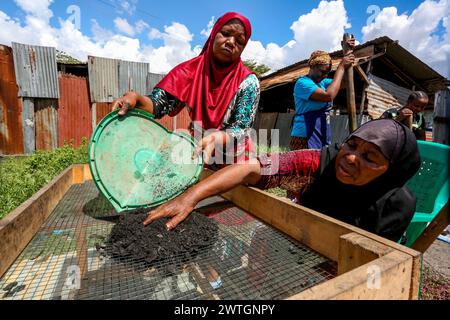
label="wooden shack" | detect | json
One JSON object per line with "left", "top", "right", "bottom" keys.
{"left": 257, "top": 36, "right": 450, "bottom": 147}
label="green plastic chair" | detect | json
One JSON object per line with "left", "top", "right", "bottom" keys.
{"left": 404, "top": 140, "right": 450, "bottom": 248}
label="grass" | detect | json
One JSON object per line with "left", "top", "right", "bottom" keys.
{"left": 0, "top": 139, "right": 88, "bottom": 219}
{"left": 255, "top": 144, "right": 289, "bottom": 198}
{"left": 0, "top": 141, "right": 288, "bottom": 219}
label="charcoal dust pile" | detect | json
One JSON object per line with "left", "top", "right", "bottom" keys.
{"left": 106, "top": 209, "right": 219, "bottom": 269}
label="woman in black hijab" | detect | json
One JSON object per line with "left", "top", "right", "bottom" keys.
{"left": 144, "top": 119, "right": 421, "bottom": 242}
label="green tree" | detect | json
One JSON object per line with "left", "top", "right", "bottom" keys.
{"left": 243, "top": 60, "right": 271, "bottom": 77}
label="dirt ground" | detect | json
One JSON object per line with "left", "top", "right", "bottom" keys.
{"left": 424, "top": 240, "right": 450, "bottom": 278}
{"left": 421, "top": 239, "right": 450, "bottom": 300}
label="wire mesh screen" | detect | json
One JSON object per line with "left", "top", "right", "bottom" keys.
{"left": 0, "top": 182, "right": 336, "bottom": 300}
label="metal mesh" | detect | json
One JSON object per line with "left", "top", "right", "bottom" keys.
{"left": 0, "top": 182, "right": 336, "bottom": 300}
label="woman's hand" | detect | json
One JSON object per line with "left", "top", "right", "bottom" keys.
{"left": 111, "top": 92, "right": 154, "bottom": 115}
{"left": 143, "top": 189, "right": 199, "bottom": 230}
{"left": 112, "top": 92, "right": 139, "bottom": 115}
{"left": 194, "top": 131, "right": 230, "bottom": 165}
{"left": 341, "top": 52, "right": 355, "bottom": 69}
{"left": 397, "top": 107, "right": 414, "bottom": 129}
{"left": 143, "top": 158, "right": 261, "bottom": 231}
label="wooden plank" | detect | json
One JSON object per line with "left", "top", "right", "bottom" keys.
{"left": 342, "top": 34, "right": 357, "bottom": 133}
{"left": 200, "top": 169, "right": 421, "bottom": 299}
{"left": 0, "top": 166, "right": 74, "bottom": 278}
{"left": 201, "top": 172, "right": 419, "bottom": 258}
{"left": 412, "top": 201, "right": 449, "bottom": 253}
{"left": 355, "top": 65, "right": 370, "bottom": 85}
{"left": 338, "top": 233, "right": 393, "bottom": 275}
{"left": 72, "top": 165, "right": 84, "bottom": 184}
{"left": 83, "top": 164, "right": 92, "bottom": 181}
{"left": 288, "top": 250, "right": 413, "bottom": 300}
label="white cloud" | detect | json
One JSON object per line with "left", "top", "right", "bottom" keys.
{"left": 2, "top": 0, "right": 448, "bottom": 79}
{"left": 114, "top": 17, "right": 135, "bottom": 36}
{"left": 144, "top": 22, "right": 198, "bottom": 73}
{"left": 135, "top": 19, "right": 149, "bottom": 33}
{"left": 362, "top": 0, "right": 450, "bottom": 78}
{"left": 14, "top": 0, "right": 53, "bottom": 21}
{"left": 0, "top": 1, "right": 197, "bottom": 73}
{"left": 114, "top": 17, "right": 150, "bottom": 37}
{"left": 242, "top": 0, "right": 351, "bottom": 71}
{"left": 115, "top": 0, "right": 138, "bottom": 15}
{"left": 201, "top": 16, "right": 215, "bottom": 37}
{"left": 114, "top": 17, "right": 149, "bottom": 36}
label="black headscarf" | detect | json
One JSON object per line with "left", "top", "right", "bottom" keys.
{"left": 301, "top": 119, "right": 421, "bottom": 241}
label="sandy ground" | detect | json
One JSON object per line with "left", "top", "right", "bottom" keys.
{"left": 424, "top": 239, "right": 450, "bottom": 278}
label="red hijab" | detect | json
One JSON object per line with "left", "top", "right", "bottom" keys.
{"left": 155, "top": 12, "right": 253, "bottom": 130}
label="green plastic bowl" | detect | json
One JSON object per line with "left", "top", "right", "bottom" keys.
{"left": 89, "top": 109, "right": 203, "bottom": 213}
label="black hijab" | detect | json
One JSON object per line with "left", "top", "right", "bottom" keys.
{"left": 302, "top": 119, "right": 421, "bottom": 241}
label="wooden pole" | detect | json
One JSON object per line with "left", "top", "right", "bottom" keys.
{"left": 342, "top": 33, "right": 357, "bottom": 133}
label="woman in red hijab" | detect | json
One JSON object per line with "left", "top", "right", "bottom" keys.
{"left": 112, "top": 12, "right": 260, "bottom": 164}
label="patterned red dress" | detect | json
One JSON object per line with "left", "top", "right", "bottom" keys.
{"left": 256, "top": 149, "right": 322, "bottom": 201}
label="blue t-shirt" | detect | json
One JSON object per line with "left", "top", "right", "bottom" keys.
{"left": 291, "top": 76, "right": 333, "bottom": 149}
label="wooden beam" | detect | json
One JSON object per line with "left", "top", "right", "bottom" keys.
{"left": 288, "top": 250, "right": 413, "bottom": 300}
{"left": 0, "top": 166, "right": 74, "bottom": 278}
{"left": 355, "top": 65, "right": 370, "bottom": 85}
{"left": 200, "top": 169, "right": 421, "bottom": 299}
{"left": 342, "top": 34, "right": 357, "bottom": 133}
{"left": 380, "top": 56, "right": 426, "bottom": 92}
{"left": 412, "top": 201, "right": 450, "bottom": 253}
{"left": 338, "top": 233, "right": 393, "bottom": 275}
{"left": 356, "top": 50, "right": 386, "bottom": 67}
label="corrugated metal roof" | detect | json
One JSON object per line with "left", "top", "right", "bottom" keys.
{"left": 119, "top": 61, "right": 149, "bottom": 96}
{"left": 58, "top": 74, "right": 92, "bottom": 147}
{"left": 12, "top": 42, "right": 59, "bottom": 98}
{"left": 434, "top": 89, "right": 450, "bottom": 118}
{"left": 34, "top": 98, "right": 58, "bottom": 151}
{"left": 260, "top": 36, "right": 450, "bottom": 93}
{"left": 366, "top": 74, "right": 412, "bottom": 119}
{"left": 88, "top": 56, "right": 119, "bottom": 103}
{"left": 146, "top": 73, "right": 165, "bottom": 93}
{"left": 0, "top": 45, "right": 24, "bottom": 155}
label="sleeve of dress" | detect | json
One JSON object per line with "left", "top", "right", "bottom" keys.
{"left": 222, "top": 74, "right": 260, "bottom": 141}
{"left": 254, "top": 150, "right": 321, "bottom": 193}
{"left": 147, "top": 88, "right": 183, "bottom": 119}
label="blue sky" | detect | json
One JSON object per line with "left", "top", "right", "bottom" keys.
{"left": 0, "top": 0, "right": 428, "bottom": 47}
{"left": 0, "top": 0, "right": 448, "bottom": 77}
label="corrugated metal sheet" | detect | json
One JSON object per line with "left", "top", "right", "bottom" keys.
{"left": 34, "top": 98, "right": 58, "bottom": 150}
{"left": 146, "top": 73, "right": 164, "bottom": 93}
{"left": 58, "top": 74, "right": 92, "bottom": 147}
{"left": 366, "top": 74, "right": 412, "bottom": 119}
{"left": 12, "top": 42, "right": 59, "bottom": 98}
{"left": 22, "top": 98, "right": 35, "bottom": 154}
{"left": 0, "top": 45, "right": 24, "bottom": 155}
{"left": 88, "top": 56, "right": 119, "bottom": 103}
{"left": 274, "top": 112, "right": 293, "bottom": 148}
{"left": 93, "top": 102, "right": 112, "bottom": 127}
{"left": 434, "top": 90, "right": 450, "bottom": 118}
{"left": 119, "top": 61, "right": 149, "bottom": 96}
{"left": 433, "top": 89, "right": 450, "bottom": 145}
{"left": 253, "top": 112, "right": 278, "bottom": 146}
{"left": 330, "top": 115, "right": 349, "bottom": 145}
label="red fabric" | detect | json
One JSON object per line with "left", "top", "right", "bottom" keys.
{"left": 155, "top": 12, "right": 253, "bottom": 130}
{"left": 256, "top": 149, "right": 322, "bottom": 193}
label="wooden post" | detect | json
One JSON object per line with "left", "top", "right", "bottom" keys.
{"left": 412, "top": 201, "right": 449, "bottom": 253}
{"left": 342, "top": 33, "right": 357, "bottom": 133}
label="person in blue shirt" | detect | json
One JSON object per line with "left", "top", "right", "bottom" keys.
{"left": 291, "top": 44, "right": 355, "bottom": 151}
